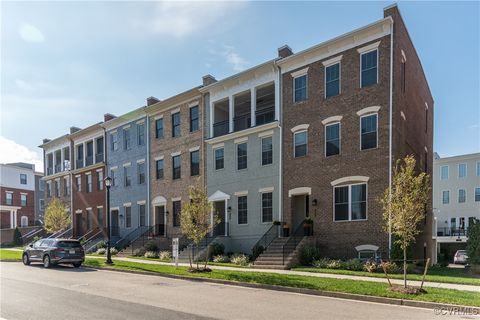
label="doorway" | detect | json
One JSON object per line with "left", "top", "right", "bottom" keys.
{"left": 155, "top": 205, "right": 166, "bottom": 237}
{"left": 111, "top": 210, "right": 119, "bottom": 237}
{"left": 75, "top": 212, "right": 83, "bottom": 236}
{"left": 291, "top": 194, "right": 309, "bottom": 231}
{"left": 213, "top": 201, "right": 226, "bottom": 236}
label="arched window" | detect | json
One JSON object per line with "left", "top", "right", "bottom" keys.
{"left": 21, "top": 216, "right": 28, "bottom": 227}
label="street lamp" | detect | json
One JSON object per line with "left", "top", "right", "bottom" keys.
{"left": 104, "top": 176, "right": 113, "bottom": 265}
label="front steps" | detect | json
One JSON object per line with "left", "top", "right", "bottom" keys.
{"left": 253, "top": 236, "right": 310, "bottom": 269}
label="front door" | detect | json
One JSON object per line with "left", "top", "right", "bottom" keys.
{"left": 75, "top": 213, "right": 83, "bottom": 237}
{"left": 155, "top": 206, "right": 166, "bottom": 236}
{"left": 213, "top": 201, "right": 226, "bottom": 236}
{"left": 111, "top": 210, "right": 119, "bottom": 237}
{"left": 292, "top": 195, "right": 309, "bottom": 231}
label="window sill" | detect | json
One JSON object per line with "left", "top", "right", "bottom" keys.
{"left": 333, "top": 219, "right": 368, "bottom": 223}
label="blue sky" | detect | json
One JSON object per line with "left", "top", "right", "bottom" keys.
{"left": 1, "top": 1, "right": 479, "bottom": 171}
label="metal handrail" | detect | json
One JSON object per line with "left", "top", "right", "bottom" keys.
{"left": 129, "top": 226, "right": 154, "bottom": 254}
{"left": 77, "top": 228, "right": 97, "bottom": 241}
{"left": 114, "top": 225, "right": 149, "bottom": 250}
{"left": 47, "top": 228, "right": 66, "bottom": 239}
{"left": 22, "top": 228, "right": 43, "bottom": 244}
{"left": 282, "top": 222, "right": 307, "bottom": 265}
{"left": 252, "top": 224, "right": 278, "bottom": 261}
{"left": 436, "top": 227, "right": 468, "bottom": 237}
{"left": 56, "top": 227, "right": 73, "bottom": 239}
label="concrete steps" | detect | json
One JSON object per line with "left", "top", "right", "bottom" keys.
{"left": 253, "top": 236, "right": 310, "bottom": 270}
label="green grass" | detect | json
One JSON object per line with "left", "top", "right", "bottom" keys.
{"left": 0, "top": 249, "right": 22, "bottom": 261}
{"left": 126, "top": 256, "right": 249, "bottom": 268}
{"left": 84, "top": 258, "right": 480, "bottom": 307}
{"left": 126, "top": 256, "right": 172, "bottom": 263}
{"left": 292, "top": 266, "right": 480, "bottom": 286}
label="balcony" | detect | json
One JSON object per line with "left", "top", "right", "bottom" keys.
{"left": 95, "top": 153, "right": 104, "bottom": 163}
{"left": 54, "top": 164, "right": 62, "bottom": 173}
{"left": 86, "top": 155, "right": 93, "bottom": 166}
{"left": 47, "top": 167, "right": 53, "bottom": 175}
{"left": 234, "top": 113, "right": 251, "bottom": 132}
{"left": 76, "top": 159, "right": 84, "bottom": 169}
{"left": 436, "top": 227, "right": 468, "bottom": 237}
{"left": 256, "top": 106, "right": 275, "bottom": 126}
{"left": 213, "top": 120, "right": 229, "bottom": 137}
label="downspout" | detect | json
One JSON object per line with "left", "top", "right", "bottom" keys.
{"left": 275, "top": 61, "right": 283, "bottom": 226}
{"left": 102, "top": 126, "right": 107, "bottom": 236}
{"left": 69, "top": 138, "right": 74, "bottom": 234}
{"left": 388, "top": 20, "right": 394, "bottom": 257}
{"left": 145, "top": 109, "right": 151, "bottom": 229}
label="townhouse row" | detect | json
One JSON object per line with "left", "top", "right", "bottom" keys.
{"left": 40, "top": 5, "right": 434, "bottom": 260}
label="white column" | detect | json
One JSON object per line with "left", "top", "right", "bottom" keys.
{"left": 83, "top": 142, "right": 87, "bottom": 167}
{"left": 13, "top": 210, "right": 18, "bottom": 228}
{"left": 228, "top": 96, "right": 233, "bottom": 133}
{"left": 10, "top": 210, "right": 14, "bottom": 229}
{"left": 210, "top": 206, "right": 214, "bottom": 237}
{"left": 61, "top": 149, "right": 65, "bottom": 171}
{"left": 224, "top": 199, "right": 228, "bottom": 236}
{"left": 250, "top": 88, "right": 256, "bottom": 127}
{"left": 209, "top": 100, "right": 214, "bottom": 138}
{"left": 274, "top": 79, "right": 280, "bottom": 121}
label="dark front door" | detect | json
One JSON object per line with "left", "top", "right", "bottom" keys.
{"left": 213, "top": 201, "right": 226, "bottom": 236}
{"left": 155, "top": 206, "right": 165, "bottom": 236}
{"left": 292, "top": 195, "right": 308, "bottom": 231}
{"left": 111, "top": 210, "right": 119, "bottom": 237}
{"left": 75, "top": 213, "right": 83, "bottom": 237}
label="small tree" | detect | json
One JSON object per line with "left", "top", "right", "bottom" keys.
{"left": 44, "top": 198, "right": 71, "bottom": 234}
{"left": 381, "top": 155, "right": 430, "bottom": 288}
{"left": 466, "top": 218, "right": 480, "bottom": 269}
{"left": 180, "top": 185, "right": 218, "bottom": 270}
{"left": 13, "top": 227, "right": 23, "bottom": 246}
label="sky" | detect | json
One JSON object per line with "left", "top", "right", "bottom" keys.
{"left": 1, "top": 1, "right": 479, "bottom": 172}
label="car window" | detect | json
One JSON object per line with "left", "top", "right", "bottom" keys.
{"left": 33, "top": 240, "right": 43, "bottom": 248}
{"left": 43, "top": 240, "right": 53, "bottom": 247}
{"left": 57, "top": 241, "right": 81, "bottom": 248}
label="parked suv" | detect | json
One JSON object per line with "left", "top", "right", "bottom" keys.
{"left": 23, "top": 238, "right": 85, "bottom": 268}
{"left": 453, "top": 250, "right": 468, "bottom": 264}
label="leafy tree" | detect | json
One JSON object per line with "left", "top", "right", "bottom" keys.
{"left": 13, "top": 227, "right": 23, "bottom": 246}
{"left": 44, "top": 198, "right": 71, "bottom": 234}
{"left": 381, "top": 155, "right": 430, "bottom": 288}
{"left": 180, "top": 185, "right": 219, "bottom": 270}
{"left": 466, "top": 218, "right": 480, "bottom": 266}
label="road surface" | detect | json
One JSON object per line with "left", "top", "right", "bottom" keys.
{"left": 0, "top": 262, "right": 466, "bottom": 320}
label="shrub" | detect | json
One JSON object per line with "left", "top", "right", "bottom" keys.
{"left": 13, "top": 227, "right": 23, "bottom": 246}
{"left": 97, "top": 240, "right": 107, "bottom": 249}
{"left": 144, "top": 241, "right": 159, "bottom": 252}
{"left": 110, "top": 247, "right": 118, "bottom": 255}
{"left": 467, "top": 218, "right": 480, "bottom": 265}
{"left": 213, "top": 255, "right": 230, "bottom": 263}
{"left": 211, "top": 243, "right": 225, "bottom": 257}
{"left": 312, "top": 258, "right": 330, "bottom": 268}
{"left": 379, "top": 261, "right": 401, "bottom": 274}
{"left": 133, "top": 248, "right": 146, "bottom": 257}
{"left": 363, "top": 260, "right": 378, "bottom": 273}
{"left": 342, "top": 259, "right": 364, "bottom": 271}
{"left": 326, "top": 259, "right": 343, "bottom": 269}
{"left": 300, "top": 245, "right": 322, "bottom": 266}
{"left": 231, "top": 253, "right": 249, "bottom": 266}
{"left": 159, "top": 251, "right": 172, "bottom": 261}
{"left": 144, "top": 251, "right": 159, "bottom": 259}
{"left": 96, "top": 248, "right": 106, "bottom": 255}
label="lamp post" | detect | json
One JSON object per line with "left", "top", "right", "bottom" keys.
{"left": 104, "top": 176, "right": 113, "bottom": 265}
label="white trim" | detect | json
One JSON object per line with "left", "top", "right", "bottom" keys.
{"left": 122, "top": 124, "right": 131, "bottom": 129}
{"left": 331, "top": 176, "right": 370, "bottom": 186}
{"left": 208, "top": 190, "right": 230, "bottom": 201}
{"left": 258, "top": 130, "right": 274, "bottom": 138}
{"left": 288, "top": 187, "right": 311, "bottom": 197}
{"left": 85, "top": 172, "right": 92, "bottom": 176}
{"left": 356, "top": 106, "right": 381, "bottom": 116}
{"left": 206, "top": 121, "right": 279, "bottom": 145}
{"left": 259, "top": 187, "right": 274, "bottom": 193}
{"left": 290, "top": 67, "right": 309, "bottom": 78}
{"left": 212, "top": 143, "right": 224, "bottom": 149}
{"left": 189, "top": 146, "right": 200, "bottom": 152}
{"left": 75, "top": 209, "right": 82, "bottom": 213}
{"left": 136, "top": 119, "right": 145, "bottom": 125}
{"left": 355, "top": 244, "right": 379, "bottom": 252}
{"left": 171, "top": 197, "right": 181, "bottom": 202}
{"left": 322, "top": 55, "right": 343, "bottom": 66}
{"left": 234, "top": 137, "right": 248, "bottom": 144}
{"left": 123, "top": 162, "right": 131, "bottom": 167}
{"left": 424, "top": 146, "right": 428, "bottom": 153}
{"left": 20, "top": 192, "right": 28, "bottom": 195}
{"left": 291, "top": 124, "right": 309, "bottom": 133}
{"left": 425, "top": 102, "right": 429, "bottom": 110}
{"left": 110, "top": 166, "right": 118, "bottom": 170}
{"left": 137, "top": 200, "right": 146, "bottom": 205}
{"left": 170, "top": 108, "right": 180, "bottom": 114}
{"left": 357, "top": 41, "right": 381, "bottom": 54}
{"left": 97, "top": 205, "right": 103, "bottom": 208}
{"left": 123, "top": 202, "right": 132, "bottom": 207}
{"left": 136, "top": 159, "right": 146, "bottom": 164}
{"left": 154, "top": 155, "right": 164, "bottom": 161}
{"left": 171, "top": 151, "right": 181, "bottom": 157}
{"left": 321, "top": 116, "right": 343, "bottom": 125}
{"left": 55, "top": 177, "right": 61, "bottom": 181}
{"left": 96, "top": 168, "right": 103, "bottom": 172}
{"left": 400, "top": 111, "right": 406, "bottom": 121}
{"left": 110, "top": 207, "right": 120, "bottom": 211}
{"left": 152, "top": 196, "right": 167, "bottom": 205}
{"left": 401, "top": 50, "right": 407, "bottom": 62}
{"left": 154, "top": 114, "right": 163, "bottom": 120}
{"left": 86, "top": 207, "right": 92, "bottom": 211}
{"left": 5, "top": 190, "right": 13, "bottom": 194}
{"left": 110, "top": 129, "right": 118, "bottom": 134}
{"left": 188, "top": 101, "right": 199, "bottom": 108}
{"left": 234, "top": 191, "right": 248, "bottom": 196}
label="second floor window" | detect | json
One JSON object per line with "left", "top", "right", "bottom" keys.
{"left": 458, "top": 189, "right": 466, "bottom": 203}
{"left": 6, "top": 192, "right": 12, "bottom": 205}
{"left": 172, "top": 155, "right": 181, "bottom": 180}
{"left": 155, "top": 118, "right": 164, "bottom": 139}
{"left": 137, "top": 122, "right": 145, "bottom": 146}
{"left": 361, "top": 49, "right": 378, "bottom": 87}
{"left": 475, "top": 188, "right": 480, "bottom": 202}
{"left": 190, "top": 106, "right": 199, "bottom": 132}
{"left": 20, "top": 174, "right": 27, "bottom": 185}
{"left": 86, "top": 174, "right": 92, "bottom": 193}
{"left": 334, "top": 183, "right": 367, "bottom": 221}
{"left": 137, "top": 162, "right": 145, "bottom": 184}
{"left": 294, "top": 131, "right": 307, "bottom": 158}
{"left": 442, "top": 190, "right": 450, "bottom": 204}
{"left": 237, "top": 195, "right": 248, "bottom": 225}
{"left": 111, "top": 132, "right": 118, "bottom": 151}
{"left": 458, "top": 163, "right": 467, "bottom": 178}
{"left": 110, "top": 169, "right": 117, "bottom": 187}
{"left": 325, "top": 63, "right": 340, "bottom": 98}
{"left": 124, "top": 166, "right": 131, "bottom": 187}
{"left": 173, "top": 200, "right": 181, "bottom": 227}
{"left": 125, "top": 206, "right": 132, "bottom": 228}
{"left": 441, "top": 166, "right": 449, "bottom": 180}
{"left": 64, "top": 177, "right": 70, "bottom": 196}
{"left": 360, "top": 114, "right": 377, "bottom": 150}
{"left": 325, "top": 123, "right": 340, "bottom": 156}
{"left": 156, "top": 159, "right": 164, "bottom": 179}
{"left": 190, "top": 150, "right": 200, "bottom": 176}
{"left": 21, "top": 194, "right": 27, "bottom": 206}
{"left": 124, "top": 128, "right": 131, "bottom": 150}
{"left": 294, "top": 74, "right": 307, "bottom": 102}
{"left": 262, "top": 137, "right": 273, "bottom": 166}
{"left": 97, "top": 170, "right": 104, "bottom": 191}
{"left": 214, "top": 148, "right": 225, "bottom": 170}
{"left": 172, "top": 112, "right": 181, "bottom": 138}
{"left": 237, "top": 143, "right": 247, "bottom": 170}
{"left": 76, "top": 176, "right": 81, "bottom": 192}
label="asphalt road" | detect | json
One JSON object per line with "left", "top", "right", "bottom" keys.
{"left": 0, "top": 262, "right": 467, "bottom": 320}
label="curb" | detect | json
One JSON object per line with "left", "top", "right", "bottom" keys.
{"left": 83, "top": 264, "right": 476, "bottom": 310}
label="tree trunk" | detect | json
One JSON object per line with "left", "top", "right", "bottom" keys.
{"left": 188, "top": 245, "right": 193, "bottom": 269}
{"left": 403, "top": 245, "right": 407, "bottom": 288}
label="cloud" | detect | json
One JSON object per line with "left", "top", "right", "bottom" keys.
{"left": 209, "top": 44, "right": 249, "bottom": 72}
{"left": 0, "top": 136, "right": 43, "bottom": 172}
{"left": 18, "top": 23, "right": 45, "bottom": 43}
{"left": 467, "top": 124, "right": 479, "bottom": 130}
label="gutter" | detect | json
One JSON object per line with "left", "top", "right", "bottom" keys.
{"left": 274, "top": 60, "right": 283, "bottom": 224}
{"left": 388, "top": 20, "right": 394, "bottom": 256}
{"left": 146, "top": 115, "right": 151, "bottom": 228}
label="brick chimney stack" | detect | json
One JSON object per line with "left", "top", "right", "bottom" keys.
{"left": 278, "top": 45, "right": 293, "bottom": 58}
{"left": 202, "top": 74, "right": 217, "bottom": 86}
{"left": 104, "top": 113, "right": 116, "bottom": 122}
{"left": 42, "top": 138, "right": 51, "bottom": 144}
{"left": 146, "top": 96, "right": 160, "bottom": 106}
{"left": 70, "top": 126, "right": 81, "bottom": 134}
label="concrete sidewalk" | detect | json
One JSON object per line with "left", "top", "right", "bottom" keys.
{"left": 86, "top": 255, "right": 480, "bottom": 293}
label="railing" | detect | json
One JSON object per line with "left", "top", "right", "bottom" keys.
{"left": 95, "top": 153, "right": 104, "bottom": 163}
{"left": 54, "top": 164, "right": 62, "bottom": 173}
{"left": 55, "top": 227, "right": 73, "bottom": 239}
{"left": 77, "top": 228, "right": 98, "bottom": 241}
{"left": 213, "top": 120, "right": 229, "bottom": 137}
{"left": 437, "top": 227, "right": 468, "bottom": 237}
{"left": 47, "top": 228, "right": 66, "bottom": 239}
{"left": 76, "top": 159, "right": 84, "bottom": 169}
{"left": 47, "top": 167, "right": 53, "bottom": 175}
{"left": 233, "top": 114, "right": 251, "bottom": 132}
{"left": 114, "top": 225, "right": 150, "bottom": 250}
{"left": 83, "top": 229, "right": 105, "bottom": 253}
{"left": 255, "top": 106, "right": 275, "bottom": 126}
{"left": 130, "top": 226, "right": 155, "bottom": 254}
{"left": 22, "top": 228, "right": 43, "bottom": 244}
{"left": 252, "top": 224, "right": 278, "bottom": 261}
{"left": 183, "top": 233, "right": 217, "bottom": 261}
{"left": 86, "top": 155, "right": 94, "bottom": 166}
{"left": 282, "top": 222, "right": 311, "bottom": 265}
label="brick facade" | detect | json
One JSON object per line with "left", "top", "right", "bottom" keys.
{"left": 0, "top": 187, "right": 35, "bottom": 228}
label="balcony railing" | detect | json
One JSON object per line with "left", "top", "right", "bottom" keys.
{"left": 76, "top": 159, "right": 84, "bottom": 169}
{"left": 234, "top": 113, "right": 251, "bottom": 132}
{"left": 256, "top": 106, "right": 275, "bottom": 126}
{"left": 54, "top": 164, "right": 61, "bottom": 173}
{"left": 86, "top": 155, "right": 94, "bottom": 166}
{"left": 95, "top": 153, "right": 104, "bottom": 163}
{"left": 213, "top": 120, "right": 229, "bottom": 137}
{"left": 47, "top": 167, "right": 53, "bottom": 175}
{"left": 436, "top": 227, "right": 468, "bottom": 237}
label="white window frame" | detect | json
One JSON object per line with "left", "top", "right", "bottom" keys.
{"left": 293, "top": 74, "right": 308, "bottom": 103}
{"left": 124, "top": 204, "right": 132, "bottom": 228}
{"left": 442, "top": 190, "right": 450, "bottom": 204}
{"left": 359, "top": 113, "right": 378, "bottom": 151}
{"left": 359, "top": 48, "right": 379, "bottom": 88}
{"left": 213, "top": 147, "right": 225, "bottom": 171}
{"left": 293, "top": 130, "right": 308, "bottom": 158}
{"left": 324, "top": 61, "right": 341, "bottom": 98}
{"left": 325, "top": 122, "right": 341, "bottom": 157}
{"left": 39, "top": 199, "right": 45, "bottom": 211}
{"left": 475, "top": 187, "right": 480, "bottom": 202}
{"left": 458, "top": 163, "right": 467, "bottom": 178}
{"left": 237, "top": 195, "right": 248, "bottom": 225}
{"left": 458, "top": 189, "right": 466, "bottom": 203}
{"left": 260, "top": 191, "right": 274, "bottom": 224}
{"left": 261, "top": 135, "right": 273, "bottom": 166}
{"left": 441, "top": 165, "right": 449, "bottom": 180}
{"left": 476, "top": 161, "right": 480, "bottom": 177}
{"left": 333, "top": 183, "right": 368, "bottom": 222}
{"left": 20, "top": 216, "right": 28, "bottom": 227}
{"left": 236, "top": 142, "right": 248, "bottom": 171}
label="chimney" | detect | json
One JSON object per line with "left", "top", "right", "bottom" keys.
{"left": 70, "top": 126, "right": 81, "bottom": 134}
{"left": 278, "top": 45, "right": 293, "bottom": 58}
{"left": 104, "top": 113, "right": 116, "bottom": 122}
{"left": 146, "top": 96, "right": 160, "bottom": 106}
{"left": 42, "top": 138, "right": 51, "bottom": 144}
{"left": 202, "top": 74, "right": 217, "bottom": 86}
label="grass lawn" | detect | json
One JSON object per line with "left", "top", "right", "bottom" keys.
{"left": 126, "top": 256, "right": 249, "bottom": 268}
{"left": 292, "top": 266, "right": 480, "bottom": 286}
{"left": 84, "top": 258, "right": 480, "bottom": 307}
{"left": 0, "top": 249, "right": 22, "bottom": 261}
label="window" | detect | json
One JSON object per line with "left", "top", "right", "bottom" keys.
{"left": 334, "top": 184, "right": 367, "bottom": 221}
{"left": 361, "top": 49, "right": 378, "bottom": 87}
{"left": 172, "top": 155, "right": 181, "bottom": 180}
{"left": 325, "top": 63, "right": 340, "bottom": 98}
{"left": 476, "top": 188, "right": 480, "bottom": 202}
{"left": 325, "top": 123, "right": 340, "bottom": 156}
{"left": 21, "top": 194, "right": 27, "bottom": 206}
{"left": 20, "top": 174, "right": 27, "bottom": 185}
{"left": 137, "top": 122, "right": 145, "bottom": 146}
{"left": 214, "top": 148, "right": 224, "bottom": 170}
{"left": 86, "top": 141, "right": 94, "bottom": 166}
{"left": 441, "top": 166, "right": 449, "bottom": 180}
{"left": 294, "top": 131, "right": 307, "bottom": 158}
{"left": 87, "top": 209, "right": 93, "bottom": 230}
{"left": 5, "top": 192, "right": 12, "bottom": 205}
{"left": 237, "top": 143, "right": 248, "bottom": 170}
{"left": 111, "top": 132, "right": 118, "bottom": 151}
{"left": 155, "top": 118, "right": 164, "bottom": 139}
{"left": 477, "top": 161, "right": 480, "bottom": 176}
{"left": 458, "top": 189, "right": 466, "bottom": 203}
{"left": 294, "top": 74, "right": 307, "bottom": 102}
{"left": 124, "top": 166, "right": 131, "bottom": 187}
{"left": 125, "top": 206, "right": 132, "bottom": 228}
{"left": 261, "top": 192, "right": 273, "bottom": 223}
{"left": 97, "top": 170, "right": 104, "bottom": 191}
{"left": 39, "top": 180, "right": 44, "bottom": 191}
{"left": 190, "top": 106, "right": 199, "bottom": 132}
{"left": 76, "top": 144, "right": 84, "bottom": 168}
{"left": 76, "top": 176, "right": 81, "bottom": 192}
{"left": 360, "top": 114, "right": 377, "bottom": 150}
{"left": 156, "top": 159, "right": 164, "bottom": 179}
{"left": 39, "top": 199, "right": 45, "bottom": 211}
{"left": 458, "top": 163, "right": 467, "bottom": 178}
{"left": 442, "top": 190, "right": 450, "bottom": 204}
{"left": 190, "top": 150, "right": 200, "bottom": 176}
{"left": 173, "top": 201, "right": 181, "bottom": 227}
{"left": 86, "top": 174, "right": 92, "bottom": 193}
{"left": 96, "top": 136, "right": 104, "bottom": 160}
{"left": 139, "top": 204, "right": 146, "bottom": 226}
{"left": 261, "top": 137, "right": 273, "bottom": 166}
{"left": 123, "top": 127, "right": 131, "bottom": 150}
{"left": 237, "top": 196, "right": 248, "bottom": 225}
{"left": 97, "top": 207, "right": 104, "bottom": 227}
{"left": 21, "top": 216, "right": 28, "bottom": 227}
{"left": 64, "top": 177, "right": 70, "bottom": 196}
{"left": 111, "top": 169, "right": 117, "bottom": 187}
{"left": 137, "top": 162, "right": 145, "bottom": 184}
{"left": 172, "top": 112, "right": 181, "bottom": 138}
{"left": 47, "top": 182, "right": 51, "bottom": 197}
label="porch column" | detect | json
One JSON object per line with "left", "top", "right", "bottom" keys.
{"left": 209, "top": 100, "right": 214, "bottom": 138}
{"left": 10, "top": 210, "right": 14, "bottom": 229}
{"left": 61, "top": 149, "right": 65, "bottom": 171}
{"left": 228, "top": 96, "right": 233, "bottom": 133}
{"left": 13, "top": 210, "right": 18, "bottom": 228}
{"left": 210, "top": 206, "right": 214, "bottom": 237}
{"left": 250, "top": 88, "right": 256, "bottom": 127}
{"left": 224, "top": 199, "right": 228, "bottom": 237}
{"left": 274, "top": 79, "right": 280, "bottom": 121}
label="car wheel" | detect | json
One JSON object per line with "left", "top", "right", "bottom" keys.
{"left": 72, "top": 262, "right": 82, "bottom": 268}
{"left": 43, "top": 255, "right": 51, "bottom": 268}
{"left": 22, "top": 253, "right": 31, "bottom": 265}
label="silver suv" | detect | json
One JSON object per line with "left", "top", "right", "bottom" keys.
{"left": 23, "top": 238, "right": 85, "bottom": 268}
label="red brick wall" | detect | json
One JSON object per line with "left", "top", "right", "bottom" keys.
{"left": 0, "top": 186, "right": 35, "bottom": 228}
